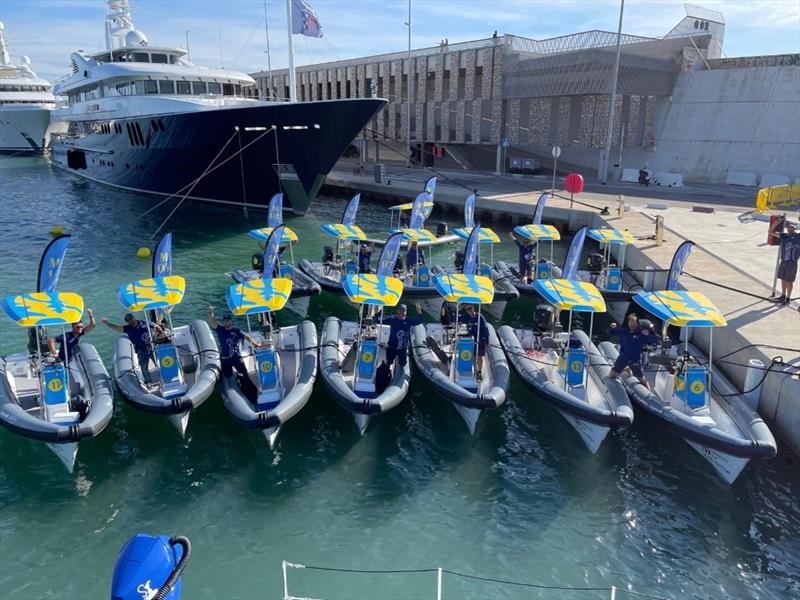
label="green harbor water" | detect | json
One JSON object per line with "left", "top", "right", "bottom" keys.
{"left": 0, "top": 157, "right": 798, "bottom": 599}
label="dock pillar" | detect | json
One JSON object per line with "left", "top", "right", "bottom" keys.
{"left": 643, "top": 266, "right": 655, "bottom": 291}
{"left": 655, "top": 215, "right": 664, "bottom": 246}
{"left": 743, "top": 359, "right": 766, "bottom": 411}
{"left": 617, "top": 195, "right": 625, "bottom": 218}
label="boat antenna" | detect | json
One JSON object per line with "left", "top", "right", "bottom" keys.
{"left": 264, "top": 0, "right": 274, "bottom": 100}
{"left": 185, "top": 29, "right": 190, "bottom": 61}
{"left": 216, "top": 1, "right": 225, "bottom": 69}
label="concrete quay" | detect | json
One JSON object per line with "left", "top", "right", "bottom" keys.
{"left": 323, "top": 166, "right": 800, "bottom": 460}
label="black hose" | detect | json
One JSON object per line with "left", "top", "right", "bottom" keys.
{"left": 153, "top": 536, "right": 191, "bottom": 600}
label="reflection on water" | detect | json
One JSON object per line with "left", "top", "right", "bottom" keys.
{"left": 0, "top": 157, "right": 798, "bottom": 599}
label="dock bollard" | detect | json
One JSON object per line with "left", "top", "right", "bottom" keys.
{"left": 617, "top": 195, "right": 624, "bottom": 218}
{"left": 655, "top": 215, "right": 664, "bottom": 246}
{"left": 743, "top": 358, "right": 766, "bottom": 411}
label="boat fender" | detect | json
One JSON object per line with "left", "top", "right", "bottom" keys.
{"left": 137, "top": 247, "right": 151, "bottom": 259}
{"left": 111, "top": 534, "right": 190, "bottom": 600}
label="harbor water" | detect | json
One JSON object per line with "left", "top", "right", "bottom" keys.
{"left": 0, "top": 158, "right": 798, "bottom": 599}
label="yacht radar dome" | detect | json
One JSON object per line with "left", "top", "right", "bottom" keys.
{"left": 125, "top": 30, "right": 148, "bottom": 47}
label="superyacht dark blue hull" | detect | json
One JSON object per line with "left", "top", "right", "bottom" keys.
{"left": 50, "top": 98, "right": 385, "bottom": 215}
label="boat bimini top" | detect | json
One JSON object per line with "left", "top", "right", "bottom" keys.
{"left": 632, "top": 290, "right": 727, "bottom": 328}
{"left": 533, "top": 278, "right": 606, "bottom": 314}
{"left": 116, "top": 275, "right": 186, "bottom": 311}
{"left": 2, "top": 291, "right": 85, "bottom": 326}
{"left": 432, "top": 273, "right": 495, "bottom": 305}
{"left": 342, "top": 273, "right": 403, "bottom": 307}
{"left": 226, "top": 277, "right": 293, "bottom": 315}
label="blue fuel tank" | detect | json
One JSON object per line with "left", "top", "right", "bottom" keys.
{"left": 111, "top": 534, "right": 189, "bottom": 600}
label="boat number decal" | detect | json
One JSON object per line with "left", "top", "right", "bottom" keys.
{"left": 160, "top": 355, "right": 175, "bottom": 368}
{"left": 47, "top": 379, "right": 64, "bottom": 392}
{"left": 460, "top": 349, "right": 473, "bottom": 361}
{"left": 609, "top": 276, "right": 618, "bottom": 284}
{"left": 137, "top": 580, "right": 157, "bottom": 600}
{"left": 260, "top": 360, "right": 273, "bottom": 373}
{"left": 420, "top": 273, "right": 429, "bottom": 281}
{"left": 362, "top": 351, "right": 374, "bottom": 364}
{"left": 690, "top": 380, "right": 705, "bottom": 394}
{"left": 570, "top": 360, "right": 583, "bottom": 373}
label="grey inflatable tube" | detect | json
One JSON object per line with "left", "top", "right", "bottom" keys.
{"left": 0, "top": 343, "right": 114, "bottom": 443}
{"left": 290, "top": 268, "right": 322, "bottom": 298}
{"left": 410, "top": 323, "right": 508, "bottom": 410}
{"left": 598, "top": 341, "right": 776, "bottom": 458}
{"left": 221, "top": 320, "right": 318, "bottom": 429}
{"left": 319, "top": 317, "right": 410, "bottom": 415}
{"left": 494, "top": 261, "right": 537, "bottom": 296}
{"left": 114, "top": 320, "right": 221, "bottom": 415}
{"left": 298, "top": 259, "right": 348, "bottom": 296}
{"left": 499, "top": 327, "right": 633, "bottom": 427}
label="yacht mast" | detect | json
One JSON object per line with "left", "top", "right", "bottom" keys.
{"left": 0, "top": 22, "right": 11, "bottom": 66}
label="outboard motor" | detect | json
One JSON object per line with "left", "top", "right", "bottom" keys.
{"left": 533, "top": 304, "right": 555, "bottom": 333}
{"left": 436, "top": 222, "right": 448, "bottom": 237}
{"left": 111, "top": 534, "right": 190, "bottom": 600}
{"left": 251, "top": 253, "right": 264, "bottom": 273}
{"left": 587, "top": 253, "right": 605, "bottom": 274}
{"left": 454, "top": 251, "right": 465, "bottom": 272}
{"left": 322, "top": 246, "right": 334, "bottom": 264}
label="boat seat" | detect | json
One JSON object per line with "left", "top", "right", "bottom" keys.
{"left": 604, "top": 266, "right": 622, "bottom": 291}
{"left": 255, "top": 347, "right": 281, "bottom": 410}
{"left": 415, "top": 264, "right": 431, "bottom": 287}
{"left": 279, "top": 264, "right": 295, "bottom": 280}
{"left": 479, "top": 263, "right": 492, "bottom": 279}
{"left": 454, "top": 336, "right": 477, "bottom": 391}
{"left": 344, "top": 260, "right": 358, "bottom": 275}
{"left": 41, "top": 364, "right": 79, "bottom": 424}
{"left": 154, "top": 343, "right": 186, "bottom": 399}
{"left": 354, "top": 339, "right": 378, "bottom": 395}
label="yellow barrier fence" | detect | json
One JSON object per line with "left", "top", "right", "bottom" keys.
{"left": 755, "top": 183, "right": 800, "bottom": 212}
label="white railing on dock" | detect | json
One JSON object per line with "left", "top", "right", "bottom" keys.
{"left": 281, "top": 561, "right": 667, "bottom": 600}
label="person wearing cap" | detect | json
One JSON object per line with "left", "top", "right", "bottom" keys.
{"left": 358, "top": 242, "right": 375, "bottom": 274}
{"left": 509, "top": 230, "right": 536, "bottom": 283}
{"left": 461, "top": 304, "right": 489, "bottom": 380}
{"left": 382, "top": 302, "right": 423, "bottom": 370}
{"left": 406, "top": 239, "right": 426, "bottom": 271}
{"left": 607, "top": 313, "right": 659, "bottom": 388}
{"left": 208, "top": 306, "right": 260, "bottom": 384}
{"left": 769, "top": 220, "right": 800, "bottom": 305}
{"left": 48, "top": 309, "right": 96, "bottom": 364}
{"left": 101, "top": 313, "right": 163, "bottom": 384}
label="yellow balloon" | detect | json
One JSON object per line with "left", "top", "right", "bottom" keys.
{"left": 50, "top": 225, "right": 64, "bottom": 236}
{"left": 137, "top": 247, "right": 151, "bottom": 259}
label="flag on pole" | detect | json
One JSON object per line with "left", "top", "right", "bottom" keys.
{"left": 292, "top": 0, "right": 323, "bottom": 38}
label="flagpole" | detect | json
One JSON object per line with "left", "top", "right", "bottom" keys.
{"left": 286, "top": 0, "right": 297, "bottom": 102}
{"left": 264, "top": 0, "right": 273, "bottom": 99}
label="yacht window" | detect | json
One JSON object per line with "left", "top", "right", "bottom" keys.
{"left": 159, "top": 80, "right": 175, "bottom": 94}
{"left": 207, "top": 82, "right": 221, "bottom": 95}
{"left": 222, "top": 83, "right": 234, "bottom": 96}
{"left": 234, "top": 84, "right": 242, "bottom": 96}
{"left": 132, "top": 52, "right": 150, "bottom": 63}
{"left": 192, "top": 81, "right": 207, "bottom": 95}
{"left": 116, "top": 82, "right": 131, "bottom": 95}
{"left": 151, "top": 54, "right": 168, "bottom": 64}
{"left": 135, "top": 81, "right": 146, "bottom": 95}
{"left": 169, "top": 55, "right": 178, "bottom": 64}
{"left": 176, "top": 81, "right": 191, "bottom": 95}
{"left": 144, "top": 80, "right": 158, "bottom": 94}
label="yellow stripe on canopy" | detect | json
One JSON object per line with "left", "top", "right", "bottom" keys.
{"left": 2, "top": 291, "right": 85, "bottom": 327}
{"left": 513, "top": 224, "right": 561, "bottom": 241}
{"left": 587, "top": 228, "right": 635, "bottom": 245}
{"left": 633, "top": 290, "right": 726, "bottom": 327}
{"left": 533, "top": 279, "right": 606, "bottom": 312}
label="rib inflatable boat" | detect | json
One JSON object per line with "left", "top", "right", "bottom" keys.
{"left": 318, "top": 234, "right": 411, "bottom": 434}
{"left": 576, "top": 227, "right": 639, "bottom": 301}
{"left": 498, "top": 278, "right": 633, "bottom": 454}
{"left": 220, "top": 225, "right": 317, "bottom": 447}
{"left": 1, "top": 292, "right": 113, "bottom": 472}
{"left": 599, "top": 289, "right": 777, "bottom": 483}
{"left": 410, "top": 227, "right": 509, "bottom": 433}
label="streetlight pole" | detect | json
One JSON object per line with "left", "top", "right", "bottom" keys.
{"left": 405, "top": 0, "right": 412, "bottom": 168}
{"left": 600, "top": 0, "right": 624, "bottom": 184}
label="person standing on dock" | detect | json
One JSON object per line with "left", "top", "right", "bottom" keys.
{"left": 607, "top": 313, "right": 659, "bottom": 387}
{"left": 48, "top": 309, "right": 96, "bottom": 363}
{"left": 769, "top": 220, "right": 799, "bottom": 305}
{"left": 509, "top": 231, "right": 535, "bottom": 282}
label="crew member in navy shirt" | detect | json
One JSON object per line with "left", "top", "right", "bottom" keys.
{"left": 357, "top": 242, "right": 375, "bottom": 274}
{"left": 769, "top": 220, "right": 800, "bottom": 305}
{"left": 208, "top": 306, "right": 261, "bottom": 385}
{"left": 607, "top": 313, "right": 659, "bottom": 387}
{"left": 462, "top": 304, "right": 489, "bottom": 380}
{"left": 383, "top": 302, "right": 423, "bottom": 370}
{"left": 48, "top": 309, "right": 96, "bottom": 363}
{"left": 406, "top": 239, "right": 426, "bottom": 271}
{"left": 101, "top": 313, "right": 164, "bottom": 384}
{"left": 509, "top": 230, "right": 536, "bottom": 282}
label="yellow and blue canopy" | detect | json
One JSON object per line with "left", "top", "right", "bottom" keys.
{"left": 2, "top": 291, "right": 84, "bottom": 327}
{"left": 226, "top": 278, "right": 293, "bottom": 315}
{"left": 513, "top": 224, "right": 561, "bottom": 241}
{"left": 248, "top": 226, "right": 298, "bottom": 244}
{"left": 452, "top": 226, "right": 501, "bottom": 244}
{"left": 342, "top": 274, "right": 403, "bottom": 306}
{"left": 320, "top": 223, "right": 367, "bottom": 241}
{"left": 587, "top": 228, "right": 635, "bottom": 245}
{"left": 533, "top": 279, "right": 606, "bottom": 313}
{"left": 433, "top": 274, "right": 494, "bottom": 304}
{"left": 401, "top": 228, "right": 437, "bottom": 244}
{"left": 390, "top": 201, "right": 434, "bottom": 212}
{"left": 633, "top": 290, "right": 726, "bottom": 327}
{"left": 117, "top": 275, "right": 186, "bottom": 312}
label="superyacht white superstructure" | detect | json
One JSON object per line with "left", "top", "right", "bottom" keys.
{"left": 0, "top": 22, "right": 58, "bottom": 153}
